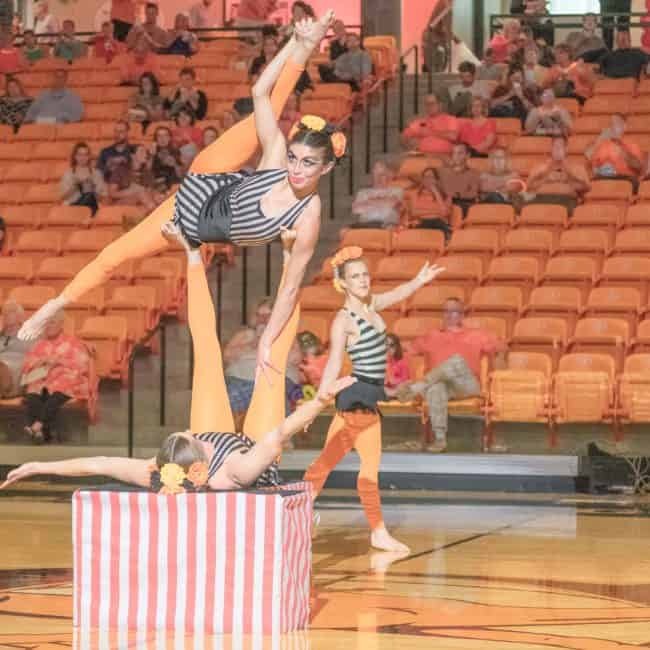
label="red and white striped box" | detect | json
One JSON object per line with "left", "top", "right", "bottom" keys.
{"left": 72, "top": 488, "right": 312, "bottom": 634}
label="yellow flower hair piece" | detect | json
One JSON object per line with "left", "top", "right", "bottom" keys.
{"left": 160, "top": 463, "right": 186, "bottom": 491}
{"left": 301, "top": 114, "right": 327, "bottom": 131}
{"left": 330, "top": 246, "right": 364, "bottom": 293}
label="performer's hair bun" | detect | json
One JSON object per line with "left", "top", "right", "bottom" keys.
{"left": 150, "top": 432, "right": 210, "bottom": 494}
{"left": 289, "top": 115, "right": 347, "bottom": 163}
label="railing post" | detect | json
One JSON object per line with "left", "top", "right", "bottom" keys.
{"left": 414, "top": 46, "right": 419, "bottom": 116}
{"left": 365, "top": 94, "right": 372, "bottom": 173}
{"left": 329, "top": 164, "right": 336, "bottom": 220}
{"left": 382, "top": 79, "right": 389, "bottom": 153}
{"left": 265, "top": 243, "right": 271, "bottom": 296}
{"left": 188, "top": 337, "right": 194, "bottom": 388}
{"left": 399, "top": 53, "right": 405, "bottom": 131}
{"left": 127, "top": 353, "right": 136, "bottom": 458}
{"left": 348, "top": 114, "right": 355, "bottom": 194}
{"left": 216, "top": 258, "right": 223, "bottom": 340}
{"left": 241, "top": 247, "right": 248, "bottom": 325}
{"left": 159, "top": 320, "right": 166, "bottom": 427}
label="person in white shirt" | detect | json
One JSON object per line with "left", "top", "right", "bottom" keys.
{"left": 351, "top": 159, "right": 403, "bottom": 227}
{"left": 33, "top": 1, "right": 59, "bottom": 43}
{"left": 188, "top": 0, "right": 223, "bottom": 29}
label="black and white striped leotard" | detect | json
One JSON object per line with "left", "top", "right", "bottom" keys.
{"left": 335, "top": 309, "right": 388, "bottom": 412}
{"left": 194, "top": 431, "right": 281, "bottom": 487}
{"left": 173, "top": 168, "right": 313, "bottom": 246}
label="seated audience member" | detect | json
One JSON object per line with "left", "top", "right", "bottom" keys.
{"left": 61, "top": 142, "right": 107, "bottom": 215}
{"left": 0, "top": 31, "right": 24, "bottom": 74}
{"left": 521, "top": 45, "right": 546, "bottom": 87}
{"left": 164, "top": 67, "right": 207, "bottom": 120}
{"left": 489, "top": 18, "right": 521, "bottom": 64}
{"left": 565, "top": 13, "right": 607, "bottom": 59}
{"left": 318, "top": 32, "right": 372, "bottom": 92}
{"left": 111, "top": 0, "right": 137, "bottom": 43}
{"left": 106, "top": 160, "right": 155, "bottom": 210}
{"left": 120, "top": 39, "right": 160, "bottom": 85}
{"left": 97, "top": 120, "right": 136, "bottom": 179}
{"left": 129, "top": 143, "right": 155, "bottom": 187}
{"left": 524, "top": 88, "right": 572, "bottom": 136}
{"left": 12, "top": 12, "right": 23, "bottom": 36}
{"left": 33, "top": 0, "right": 60, "bottom": 43}
{"left": 22, "top": 30, "right": 47, "bottom": 64}
{"left": 21, "top": 311, "right": 91, "bottom": 444}
{"left": 544, "top": 44, "right": 595, "bottom": 104}
{"left": 489, "top": 64, "right": 538, "bottom": 123}
{"left": 202, "top": 125, "right": 220, "bottom": 148}
{"left": 0, "top": 301, "right": 33, "bottom": 399}
{"left": 93, "top": 20, "right": 123, "bottom": 62}
{"left": 448, "top": 61, "right": 490, "bottom": 118}
{"left": 479, "top": 147, "right": 524, "bottom": 204}
{"left": 437, "top": 143, "right": 481, "bottom": 216}
{"left": 162, "top": 13, "right": 199, "bottom": 57}
{"left": 511, "top": 24, "right": 554, "bottom": 67}
{"left": 0, "top": 76, "right": 32, "bottom": 131}
{"left": 408, "top": 166, "right": 452, "bottom": 237}
{"left": 128, "top": 71, "right": 164, "bottom": 123}
{"left": 250, "top": 34, "right": 279, "bottom": 77}
{"left": 384, "top": 333, "right": 410, "bottom": 398}
{"left": 278, "top": 92, "right": 301, "bottom": 136}
{"left": 398, "top": 297, "right": 506, "bottom": 452}
{"left": 151, "top": 125, "right": 184, "bottom": 186}
{"left": 298, "top": 331, "right": 328, "bottom": 390}
{"left": 53, "top": 19, "right": 86, "bottom": 61}
{"left": 597, "top": 29, "right": 649, "bottom": 79}
{"left": 24, "top": 69, "right": 83, "bottom": 123}
{"left": 525, "top": 135, "right": 590, "bottom": 213}
{"left": 401, "top": 94, "right": 458, "bottom": 155}
{"left": 189, "top": 0, "right": 223, "bottom": 29}
{"left": 459, "top": 96, "right": 497, "bottom": 157}
{"left": 125, "top": 2, "right": 170, "bottom": 52}
{"left": 351, "top": 158, "right": 403, "bottom": 227}
{"left": 477, "top": 48, "right": 506, "bottom": 81}
{"left": 585, "top": 113, "right": 643, "bottom": 191}
{"left": 328, "top": 19, "right": 348, "bottom": 60}
{"left": 172, "top": 107, "right": 202, "bottom": 165}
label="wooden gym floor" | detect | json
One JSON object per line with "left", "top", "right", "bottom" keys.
{"left": 1, "top": 486, "right": 650, "bottom": 649}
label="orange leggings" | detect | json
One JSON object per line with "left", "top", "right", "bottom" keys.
{"left": 187, "top": 259, "right": 299, "bottom": 439}
{"left": 303, "top": 412, "right": 384, "bottom": 530}
{"left": 61, "top": 58, "right": 305, "bottom": 304}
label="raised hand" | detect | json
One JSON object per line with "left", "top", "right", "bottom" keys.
{"left": 416, "top": 261, "right": 445, "bottom": 285}
{"left": 318, "top": 375, "right": 357, "bottom": 404}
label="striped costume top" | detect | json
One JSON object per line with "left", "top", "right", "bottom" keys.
{"left": 345, "top": 309, "right": 387, "bottom": 381}
{"left": 194, "top": 431, "right": 281, "bottom": 487}
{"left": 173, "top": 168, "right": 314, "bottom": 246}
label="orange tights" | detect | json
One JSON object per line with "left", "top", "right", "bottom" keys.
{"left": 186, "top": 260, "right": 299, "bottom": 439}
{"left": 61, "top": 59, "right": 305, "bottom": 304}
{"left": 303, "top": 412, "right": 384, "bottom": 530}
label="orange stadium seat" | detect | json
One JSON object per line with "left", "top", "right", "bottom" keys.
{"left": 510, "top": 155, "right": 539, "bottom": 178}
{"left": 62, "top": 288, "right": 105, "bottom": 332}
{"left": 593, "top": 77, "right": 636, "bottom": 95}
{"left": 553, "top": 353, "right": 616, "bottom": 430}
{"left": 11, "top": 230, "right": 62, "bottom": 265}
{"left": 23, "top": 183, "right": 61, "bottom": 205}
{"left": 523, "top": 286, "right": 584, "bottom": 331}
{"left": 569, "top": 317, "right": 629, "bottom": 371}
{"left": 583, "top": 287, "right": 642, "bottom": 333}
{"left": 447, "top": 229, "right": 499, "bottom": 269}
{"left": 494, "top": 117, "right": 522, "bottom": 141}
{"left": 0, "top": 257, "right": 34, "bottom": 292}
{"left": 408, "top": 285, "right": 468, "bottom": 316}
{"left": 93, "top": 205, "right": 142, "bottom": 230}
{"left": 468, "top": 286, "right": 523, "bottom": 336}
{"left": 483, "top": 256, "right": 539, "bottom": 300}
{"left": 339, "top": 228, "right": 392, "bottom": 264}
{"left": 104, "top": 285, "right": 159, "bottom": 343}
{"left": 485, "top": 351, "right": 552, "bottom": 427}
{"left": 583, "top": 95, "right": 630, "bottom": 116}
{"left": 539, "top": 256, "right": 598, "bottom": 301}
{"left": 500, "top": 228, "right": 554, "bottom": 265}
{"left": 463, "top": 203, "right": 514, "bottom": 237}
{"left": 573, "top": 115, "right": 611, "bottom": 134}
{"left": 375, "top": 256, "right": 428, "bottom": 283}
{"left": 78, "top": 315, "right": 129, "bottom": 383}
{"left": 55, "top": 122, "right": 103, "bottom": 142}
{"left": 397, "top": 156, "right": 441, "bottom": 179}
{"left": 45, "top": 205, "right": 93, "bottom": 231}
{"left": 584, "top": 180, "right": 633, "bottom": 205}
{"left": 433, "top": 255, "right": 483, "bottom": 293}
{"left": 0, "top": 206, "right": 46, "bottom": 232}
{"left": 8, "top": 285, "right": 56, "bottom": 317}
{"left": 300, "top": 285, "right": 344, "bottom": 320}
{"left": 12, "top": 123, "right": 57, "bottom": 142}
{"left": 556, "top": 97, "right": 580, "bottom": 118}
{"left": 3, "top": 162, "right": 47, "bottom": 183}
{"left": 628, "top": 96, "right": 650, "bottom": 115}
{"left": 571, "top": 203, "right": 622, "bottom": 234}
{"left": 625, "top": 114, "right": 650, "bottom": 133}
{"left": 1, "top": 183, "right": 36, "bottom": 205}
{"left": 463, "top": 315, "right": 508, "bottom": 341}
{"left": 612, "top": 228, "right": 650, "bottom": 257}
{"left": 632, "top": 319, "right": 650, "bottom": 353}
{"left": 63, "top": 230, "right": 121, "bottom": 256}
{"left": 555, "top": 229, "right": 610, "bottom": 263}
{"left": 622, "top": 203, "right": 650, "bottom": 229}
{"left": 0, "top": 142, "right": 32, "bottom": 161}
{"left": 510, "top": 136, "right": 552, "bottom": 156}
{"left": 618, "top": 354, "right": 650, "bottom": 424}
{"left": 567, "top": 134, "right": 594, "bottom": 156}
{"left": 392, "top": 316, "right": 441, "bottom": 343}
{"left": 598, "top": 256, "right": 650, "bottom": 303}
{"left": 85, "top": 103, "right": 123, "bottom": 122}
{"left": 297, "top": 313, "right": 330, "bottom": 344}
{"left": 510, "top": 317, "right": 568, "bottom": 369}
{"left": 636, "top": 78, "right": 650, "bottom": 95}
{"left": 392, "top": 229, "right": 444, "bottom": 258}
{"left": 133, "top": 257, "right": 184, "bottom": 315}
{"left": 34, "top": 256, "right": 94, "bottom": 294}
{"left": 516, "top": 203, "right": 568, "bottom": 241}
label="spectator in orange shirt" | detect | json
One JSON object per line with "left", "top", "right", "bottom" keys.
{"left": 397, "top": 297, "right": 506, "bottom": 452}
{"left": 93, "top": 20, "right": 124, "bottom": 63}
{"left": 488, "top": 18, "right": 521, "bottom": 64}
{"left": 586, "top": 113, "right": 643, "bottom": 191}
{"left": 459, "top": 96, "right": 497, "bottom": 157}
{"left": 400, "top": 94, "right": 458, "bottom": 155}
{"left": 407, "top": 166, "right": 452, "bottom": 238}
{"left": 120, "top": 39, "right": 160, "bottom": 85}
{"left": 0, "top": 30, "right": 24, "bottom": 74}
{"left": 543, "top": 44, "right": 595, "bottom": 105}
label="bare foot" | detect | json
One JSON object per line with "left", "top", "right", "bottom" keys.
{"left": 294, "top": 10, "right": 335, "bottom": 51}
{"left": 370, "top": 526, "right": 410, "bottom": 553}
{"left": 18, "top": 297, "right": 66, "bottom": 341}
{"left": 161, "top": 221, "right": 192, "bottom": 253}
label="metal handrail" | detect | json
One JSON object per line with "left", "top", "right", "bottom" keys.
{"left": 399, "top": 44, "right": 419, "bottom": 132}
{"left": 127, "top": 319, "right": 167, "bottom": 458}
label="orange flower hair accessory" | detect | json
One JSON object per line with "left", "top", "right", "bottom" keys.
{"left": 330, "top": 131, "right": 347, "bottom": 159}
{"left": 186, "top": 461, "right": 209, "bottom": 487}
{"left": 330, "top": 246, "right": 364, "bottom": 293}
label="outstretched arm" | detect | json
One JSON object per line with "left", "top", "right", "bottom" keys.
{"left": 1, "top": 456, "right": 153, "bottom": 490}
{"left": 215, "top": 375, "right": 356, "bottom": 489}
{"left": 316, "top": 311, "right": 348, "bottom": 399}
{"left": 373, "top": 262, "right": 445, "bottom": 312}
